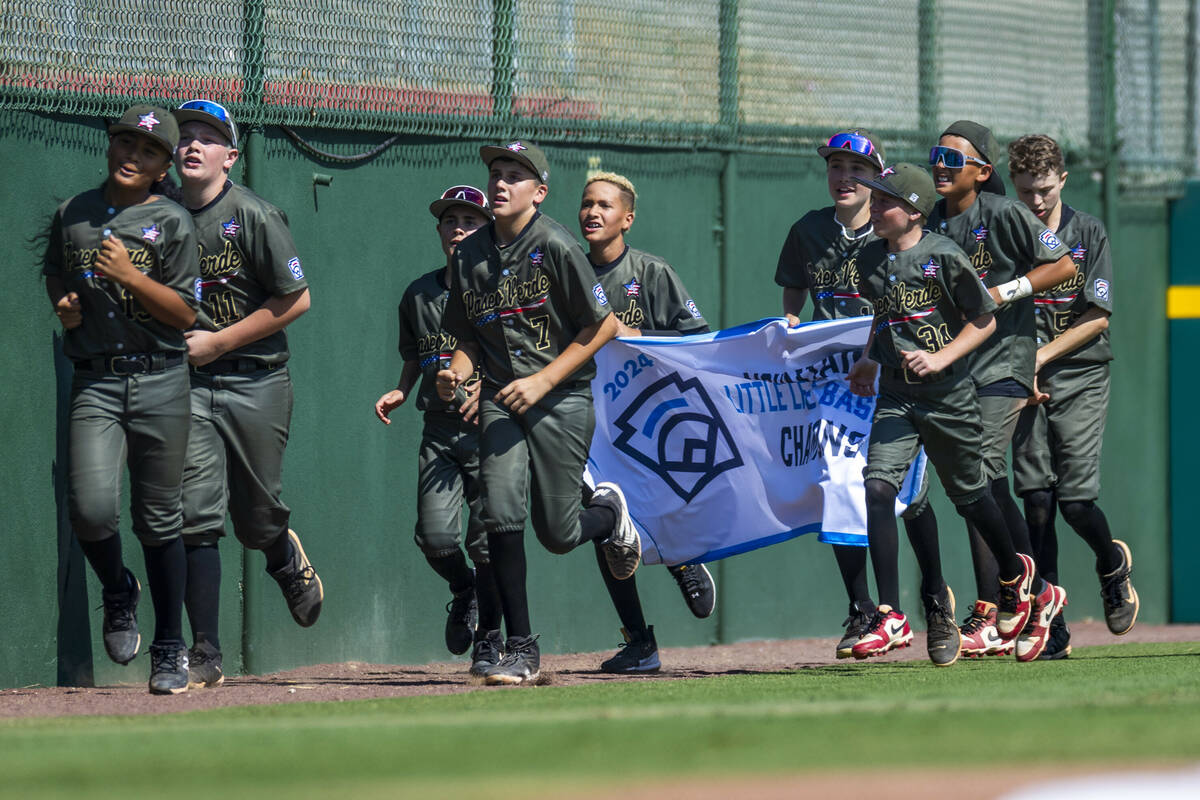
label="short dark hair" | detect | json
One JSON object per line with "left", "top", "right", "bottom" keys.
{"left": 1008, "top": 134, "right": 1065, "bottom": 177}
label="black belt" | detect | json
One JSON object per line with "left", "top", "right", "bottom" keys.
{"left": 881, "top": 365, "right": 956, "bottom": 385}
{"left": 73, "top": 352, "right": 184, "bottom": 375}
{"left": 192, "top": 358, "right": 277, "bottom": 375}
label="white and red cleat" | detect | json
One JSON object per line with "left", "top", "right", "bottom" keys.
{"left": 851, "top": 605, "right": 914, "bottom": 659}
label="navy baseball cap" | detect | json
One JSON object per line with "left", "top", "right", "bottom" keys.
{"left": 429, "top": 184, "right": 493, "bottom": 220}
{"left": 940, "top": 120, "right": 1006, "bottom": 195}
{"left": 853, "top": 163, "right": 936, "bottom": 217}
{"left": 480, "top": 140, "right": 551, "bottom": 185}
{"left": 108, "top": 104, "right": 179, "bottom": 156}
{"left": 173, "top": 99, "right": 239, "bottom": 148}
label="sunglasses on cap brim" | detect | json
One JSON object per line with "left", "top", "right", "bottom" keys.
{"left": 826, "top": 131, "right": 877, "bottom": 157}
{"left": 930, "top": 146, "right": 989, "bottom": 169}
{"left": 438, "top": 185, "right": 488, "bottom": 208}
{"left": 179, "top": 99, "right": 232, "bottom": 124}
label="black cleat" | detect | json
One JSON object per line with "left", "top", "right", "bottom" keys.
{"left": 668, "top": 563, "right": 716, "bottom": 619}
{"left": 101, "top": 568, "right": 141, "bottom": 665}
{"left": 1100, "top": 539, "right": 1139, "bottom": 635}
{"left": 836, "top": 600, "right": 875, "bottom": 659}
{"left": 922, "top": 585, "right": 961, "bottom": 667}
{"left": 469, "top": 630, "right": 504, "bottom": 677}
{"left": 187, "top": 640, "right": 224, "bottom": 688}
{"left": 148, "top": 642, "right": 189, "bottom": 695}
{"left": 268, "top": 529, "right": 323, "bottom": 627}
{"left": 599, "top": 627, "right": 661, "bottom": 674}
{"left": 445, "top": 583, "right": 478, "bottom": 656}
{"left": 485, "top": 634, "right": 541, "bottom": 685}
{"left": 590, "top": 482, "right": 641, "bottom": 580}
{"left": 1039, "top": 611, "right": 1072, "bottom": 660}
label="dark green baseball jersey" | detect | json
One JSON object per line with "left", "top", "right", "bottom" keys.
{"left": 43, "top": 187, "right": 200, "bottom": 360}
{"left": 1033, "top": 205, "right": 1113, "bottom": 364}
{"left": 442, "top": 211, "right": 611, "bottom": 390}
{"left": 858, "top": 232, "right": 997, "bottom": 378}
{"left": 592, "top": 246, "right": 708, "bottom": 333}
{"left": 397, "top": 268, "right": 480, "bottom": 413}
{"left": 189, "top": 181, "right": 308, "bottom": 366}
{"left": 927, "top": 192, "right": 1067, "bottom": 390}
{"left": 774, "top": 207, "right": 876, "bottom": 320}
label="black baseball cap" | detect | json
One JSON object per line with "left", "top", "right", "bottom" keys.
{"left": 480, "top": 140, "right": 550, "bottom": 185}
{"left": 429, "top": 184, "right": 493, "bottom": 220}
{"left": 853, "top": 162, "right": 936, "bottom": 217}
{"left": 817, "top": 129, "right": 886, "bottom": 171}
{"left": 108, "top": 104, "right": 179, "bottom": 156}
{"left": 173, "top": 99, "right": 239, "bottom": 148}
{"left": 941, "top": 120, "right": 1007, "bottom": 195}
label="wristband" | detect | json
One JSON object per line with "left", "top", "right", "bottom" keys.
{"left": 996, "top": 275, "right": 1033, "bottom": 303}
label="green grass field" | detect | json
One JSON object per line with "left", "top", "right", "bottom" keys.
{"left": 3, "top": 641, "right": 1199, "bottom": 799}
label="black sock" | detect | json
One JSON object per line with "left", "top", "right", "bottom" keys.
{"left": 486, "top": 529, "right": 531, "bottom": 638}
{"left": 1059, "top": 500, "right": 1121, "bottom": 573}
{"left": 965, "top": 522, "right": 1001, "bottom": 603}
{"left": 864, "top": 479, "right": 900, "bottom": 609}
{"left": 991, "top": 477, "right": 1035, "bottom": 557}
{"left": 1023, "top": 489, "right": 1059, "bottom": 584}
{"left": 580, "top": 504, "right": 616, "bottom": 543}
{"left": 78, "top": 535, "right": 126, "bottom": 593}
{"left": 957, "top": 495, "right": 1022, "bottom": 579}
{"left": 902, "top": 504, "right": 943, "bottom": 597}
{"left": 184, "top": 543, "right": 221, "bottom": 651}
{"left": 262, "top": 529, "right": 293, "bottom": 572}
{"left": 594, "top": 540, "right": 647, "bottom": 634}
{"left": 473, "top": 561, "right": 503, "bottom": 634}
{"left": 425, "top": 551, "right": 475, "bottom": 594}
{"left": 831, "top": 544, "right": 873, "bottom": 607}
{"left": 142, "top": 537, "right": 186, "bottom": 644}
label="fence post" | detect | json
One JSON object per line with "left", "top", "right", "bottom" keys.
{"left": 918, "top": 0, "right": 940, "bottom": 142}
{"left": 492, "top": 0, "right": 515, "bottom": 126}
{"left": 718, "top": 0, "right": 739, "bottom": 140}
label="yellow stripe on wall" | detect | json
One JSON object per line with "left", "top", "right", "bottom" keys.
{"left": 1168, "top": 286, "right": 1200, "bottom": 319}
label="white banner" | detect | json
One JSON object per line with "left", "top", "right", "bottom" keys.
{"left": 586, "top": 317, "right": 925, "bottom": 566}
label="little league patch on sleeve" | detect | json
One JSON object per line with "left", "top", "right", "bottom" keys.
{"left": 593, "top": 283, "right": 609, "bottom": 305}
{"left": 1039, "top": 229, "right": 1063, "bottom": 250}
{"left": 686, "top": 299, "right": 702, "bottom": 318}
{"left": 1094, "top": 278, "right": 1110, "bottom": 300}
{"left": 194, "top": 277, "right": 203, "bottom": 302}
{"left": 287, "top": 257, "right": 304, "bottom": 279}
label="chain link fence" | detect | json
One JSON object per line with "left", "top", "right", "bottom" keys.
{"left": 2, "top": 0, "right": 1195, "bottom": 193}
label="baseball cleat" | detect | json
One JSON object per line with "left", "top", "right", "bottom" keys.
{"left": 187, "top": 639, "right": 224, "bottom": 688}
{"left": 445, "top": 582, "right": 478, "bottom": 656}
{"left": 590, "top": 482, "right": 641, "bottom": 580}
{"left": 959, "top": 600, "right": 1014, "bottom": 658}
{"left": 600, "top": 626, "right": 661, "bottom": 674}
{"left": 101, "top": 568, "right": 141, "bottom": 666}
{"left": 668, "top": 563, "right": 716, "bottom": 619}
{"left": 923, "top": 585, "right": 961, "bottom": 667}
{"left": 836, "top": 600, "right": 876, "bottom": 659}
{"left": 484, "top": 634, "right": 541, "bottom": 685}
{"left": 268, "top": 529, "right": 323, "bottom": 627}
{"left": 996, "top": 553, "right": 1035, "bottom": 640}
{"left": 148, "top": 642, "right": 190, "bottom": 695}
{"left": 851, "top": 605, "right": 913, "bottom": 659}
{"left": 469, "top": 630, "right": 504, "bottom": 677}
{"left": 1100, "top": 539, "right": 1139, "bottom": 635}
{"left": 1016, "top": 582, "right": 1067, "bottom": 662}
{"left": 1039, "top": 611, "right": 1072, "bottom": 660}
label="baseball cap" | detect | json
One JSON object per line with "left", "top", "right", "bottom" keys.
{"left": 853, "top": 162, "right": 936, "bottom": 217}
{"left": 429, "top": 184, "right": 493, "bottom": 219}
{"left": 817, "top": 129, "right": 885, "bottom": 171}
{"left": 108, "top": 104, "right": 179, "bottom": 156}
{"left": 940, "top": 120, "right": 1007, "bottom": 195}
{"left": 173, "top": 99, "right": 239, "bottom": 148}
{"left": 480, "top": 140, "right": 550, "bottom": 185}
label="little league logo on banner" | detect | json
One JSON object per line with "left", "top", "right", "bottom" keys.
{"left": 587, "top": 317, "right": 925, "bottom": 566}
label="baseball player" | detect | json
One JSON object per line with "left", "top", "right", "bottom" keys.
{"left": 374, "top": 184, "right": 505, "bottom": 676}
{"left": 775, "top": 129, "right": 944, "bottom": 661}
{"left": 577, "top": 172, "right": 716, "bottom": 673}
{"left": 926, "top": 121, "right": 1076, "bottom": 660}
{"left": 43, "top": 104, "right": 200, "bottom": 694}
{"left": 171, "top": 99, "right": 321, "bottom": 689}
{"left": 846, "top": 163, "right": 1035, "bottom": 667}
{"left": 437, "top": 140, "right": 639, "bottom": 686}
{"left": 1007, "top": 134, "right": 1138, "bottom": 658}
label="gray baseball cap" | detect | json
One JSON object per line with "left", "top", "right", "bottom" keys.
{"left": 108, "top": 104, "right": 179, "bottom": 156}
{"left": 480, "top": 140, "right": 550, "bottom": 185}
{"left": 173, "top": 99, "right": 239, "bottom": 148}
{"left": 853, "top": 162, "right": 936, "bottom": 217}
